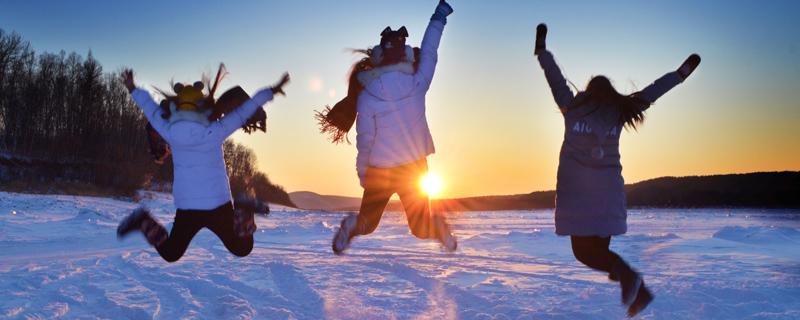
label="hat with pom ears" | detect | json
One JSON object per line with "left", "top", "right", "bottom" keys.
{"left": 173, "top": 81, "right": 206, "bottom": 111}
{"left": 370, "top": 26, "right": 415, "bottom": 66}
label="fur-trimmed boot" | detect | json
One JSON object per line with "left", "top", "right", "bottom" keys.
{"left": 117, "top": 207, "right": 167, "bottom": 247}
{"left": 233, "top": 195, "right": 261, "bottom": 238}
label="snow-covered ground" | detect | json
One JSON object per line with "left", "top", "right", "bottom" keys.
{"left": 1, "top": 191, "right": 799, "bottom": 319}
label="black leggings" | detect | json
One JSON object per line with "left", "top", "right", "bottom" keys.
{"left": 156, "top": 202, "right": 253, "bottom": 262}
{"left": 570, "top": 235, "right": 632, "bottom": 280}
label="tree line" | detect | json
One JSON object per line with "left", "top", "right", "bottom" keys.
{"left": 424, "top": 171, "right": 800, "bottom": 211}
{"left": 0, "top": 29, "right": 294, "bottom": 207}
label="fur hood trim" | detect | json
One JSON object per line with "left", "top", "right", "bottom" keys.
{"left": 357, "top": 62, "right": 415, "bottom": 87}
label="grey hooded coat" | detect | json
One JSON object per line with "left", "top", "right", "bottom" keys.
{"left": 538, "top": 50, "right": 683, "bottom": 236}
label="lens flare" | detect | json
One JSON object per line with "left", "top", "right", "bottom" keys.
{"left": 420, "top": 172, "right": 444, "bottom": 197}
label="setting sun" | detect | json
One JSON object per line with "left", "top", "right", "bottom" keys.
{"left": 420, "top": 172, "right": 444, "bottom": 197}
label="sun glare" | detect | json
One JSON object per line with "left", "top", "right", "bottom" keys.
{"left": 420, "top": 172, "right": 444, "bottom": 197}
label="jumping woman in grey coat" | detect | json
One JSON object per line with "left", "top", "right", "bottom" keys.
{"left": 533, "top": 24, "right": 700, "bottom": 317}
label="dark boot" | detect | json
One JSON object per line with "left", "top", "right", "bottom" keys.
{"left": 234, "top": 195, "right": 259, "bottom": 238}
{"left": 117, "top": 207, "right": 167, "bottom": 247}
{"left": 614, "top": 262, "right": 643, "bottom": 306}
{"left": 117, "top": 207, "right": 150, "bottom": 238}
{"left": 141, "top": 218, "right": 168, "bottom": 247}
{"left": 627, "top": 283, "right": 654, "bottom": 318}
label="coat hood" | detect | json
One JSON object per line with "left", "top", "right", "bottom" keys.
{"left": 358, "top": 62, "right": 416, "bottom": 102}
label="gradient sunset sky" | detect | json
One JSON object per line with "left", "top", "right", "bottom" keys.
{"left": 2, "top": 1, "right": 799, "bottom": 198}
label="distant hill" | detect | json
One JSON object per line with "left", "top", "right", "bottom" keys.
{"left": 292, "top": 171, "right": 800, "bottom": 211}
{"left": 289, "top": 191, "right": 365, "bottom": 211}
{"left": 624, "top": 171, "right": 800, "bottom": 208}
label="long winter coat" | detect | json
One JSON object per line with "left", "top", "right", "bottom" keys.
{"left": 354, "top": 19, "right": 445, "bottom": 186}
{"left": 538, "top": 50, "right": 683, "bottom": 236}
{"left": 131, "top": 88, "right": 274, "bottom": 210}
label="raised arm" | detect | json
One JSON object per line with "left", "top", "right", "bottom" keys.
{"left": 122, "top": 70, "right": 170, "bottom": 139}
{"left": 537, "top": 51, "right": 575, "bottom": 111}
{"left": 415, "top": 0, "right": 453, "bottom": 91}
{"left": 637, "top": 54, "right": 701, "bottom": 110}
{"left": 355, "top": 107, "right": 376, "bottom": 187}
{"left": 635, "top": 72, "right": 682, "bottom": 109}
{"left": 534, "top": 24, "right": 575, "bottom": 111}
{"left": 213, "top": 88, "right": 274, "bottom": 138}
{"left": 210, "top": 73, "right": 289, "bottom": 140}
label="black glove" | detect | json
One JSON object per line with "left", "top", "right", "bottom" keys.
{"left": 270, "top": 72, "right": 291, "bottom": 96}
{"left": 677, "top": 54, "right": 701, "bottom": 79}
{"left": 534, "top": 23, "right": 547, "bottom": 55}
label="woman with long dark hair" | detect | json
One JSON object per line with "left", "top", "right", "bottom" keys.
{"left": 317, "top": 0, "right": 457, "bottom": 255}
{"left": 534, "top": 24, "right": 701, "bottom": 316}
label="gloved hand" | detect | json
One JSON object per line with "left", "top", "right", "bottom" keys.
{"left": 270, "top": 72, "right": 291, "bottom": 96}
{"left": 534, "top": 23, "right": 547, "bottom": 56}
{"left": 677, "top": 54, "right": 701, "bottom": 80}
{"left": 121, "top": 69, "right": 136, "bottom": 93}
{"left": 431, "top": 0, "right": 454, "bottom": 24}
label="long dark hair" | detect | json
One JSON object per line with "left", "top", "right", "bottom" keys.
{"left": 316, "top": 48, "right": 421, "bottom": 144}
{"left": 573, "top": 76, "right": 650, "bottom": 130}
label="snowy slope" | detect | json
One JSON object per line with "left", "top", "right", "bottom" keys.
{"left": 1, "top": 191, "right": 799, "bottom": 319}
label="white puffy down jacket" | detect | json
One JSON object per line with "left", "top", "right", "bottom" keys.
{"left": 355, "top": 19, "right": 445, "bottom": 185}
{"left": 132, "top": 88, "right": 274, "bottom": 210}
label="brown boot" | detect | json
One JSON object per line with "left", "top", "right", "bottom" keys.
{"left": 141, "top": 218, "right": 167, "bottom": 247}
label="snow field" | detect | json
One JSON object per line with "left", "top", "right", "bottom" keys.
{"left": 1, "top": 191, "right": 799, "bottom": 319}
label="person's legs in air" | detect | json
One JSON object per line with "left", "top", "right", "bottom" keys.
{"left": 206, "top": 202, "right": 254, "bottom": 257}
{"left": 332, "top": 167, "right": 394, "bottom": 254}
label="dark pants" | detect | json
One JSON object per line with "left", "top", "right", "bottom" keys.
{"left": 570, "top": 235, "right": 633, "bottom": 280}
{"left": 156, "top": 202, "right": 253, "bottom": 262}
{"left": 355, "top": 159, "right": 443, "bottom": 240}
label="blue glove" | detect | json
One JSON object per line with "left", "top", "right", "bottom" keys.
{"left": 431, "top": 0, "right": 454, "bottom": 24}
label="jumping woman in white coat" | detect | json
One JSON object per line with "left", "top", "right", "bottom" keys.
{"left": 317, "top": 0, "right": 457, "bottom": 255}
{"left": 116, "top": 69, "right": 289, "bottom": 263}
{"left": 533, "top": 24, "right": 700, "bottom": 317}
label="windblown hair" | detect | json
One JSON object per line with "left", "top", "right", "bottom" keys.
{"left": 149, "top": 64, "right": 267, "bottom": 133}
{"left": 316, "top": 47, "right": 421, "bottom": 144}
{"left": 153, "top": 64, "right": 228, "bottom": 120}
{"left": 573, "top": 76, "right": 650, "bottom": 130}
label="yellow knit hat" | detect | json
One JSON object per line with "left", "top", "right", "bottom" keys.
{"left": 173, "top": 81, "right": 205, "bottom": 111}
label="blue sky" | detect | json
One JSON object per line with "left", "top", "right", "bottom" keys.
{"left": 2, "top": 1, "right": 799, "bottom": 197}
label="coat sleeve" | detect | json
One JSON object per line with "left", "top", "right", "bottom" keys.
{"left": 635, "top": 71, "right": 683, "bottom": 111}
{"left": 537, "top": 50, "right": 575, "bottom": 111}
{"left": 415, "top": 19, "right": 445, "bottom": 92}
{"left": 131, "top": 88, "right": 170, "bottom": 140}
{"left": 207, "top": 88, "right": 274, "bottom": 142}
{"left": 355, "top": 106, "right": 377, "bottom": 187}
